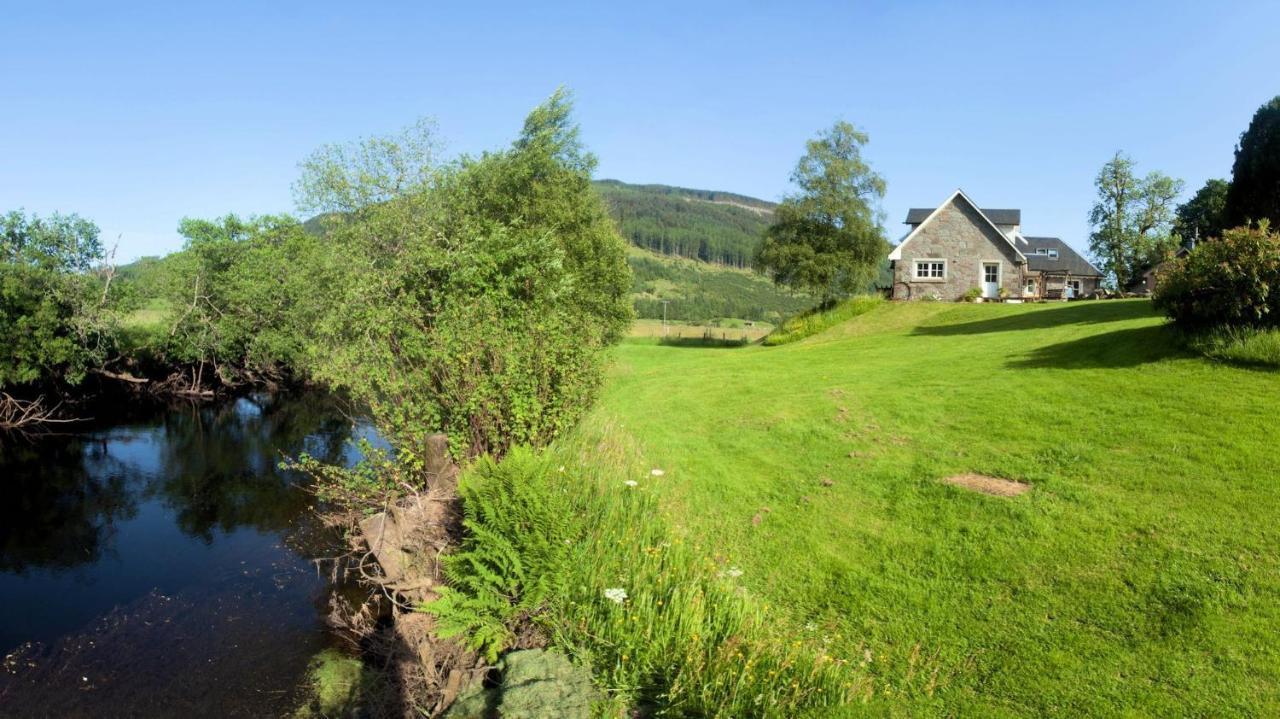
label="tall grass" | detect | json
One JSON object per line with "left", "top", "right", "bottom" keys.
{"left": 428, "top": 423, "right": 867, "bottom": 717}
{"left": 763, "top": 296, "right": 882, "bottom": 346}
{"left": 1185, "top": 325, "right": 1280, "bottom": 369}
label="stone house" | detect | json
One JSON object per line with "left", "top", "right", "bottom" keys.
{"left": 887, "top": 190, "right": 1103, "bottom": 301}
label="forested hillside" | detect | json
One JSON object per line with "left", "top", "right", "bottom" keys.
{"left": 594, "top": 180, "right": 775, "bottom": 267}
{"left": 627, "top": 248, "right": 810, "bottom": 323}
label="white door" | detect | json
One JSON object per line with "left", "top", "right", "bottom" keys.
{"left": 982, "top": 263, "right": 1000, "bottom": 298}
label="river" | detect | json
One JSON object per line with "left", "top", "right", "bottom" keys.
{"left": 0, "top": 392, "right": 375, "bottom": 717}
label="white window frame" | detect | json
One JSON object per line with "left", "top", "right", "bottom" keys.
{"left": 1024, "top": 277, "right": 1037, "bottom": 295}
{"left": 913, "top": 258, "right": 947, "bottom": 282}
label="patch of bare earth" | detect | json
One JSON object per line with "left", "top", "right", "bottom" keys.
{"left": 941, "top": 473, "right": 1030, "bottom": 497}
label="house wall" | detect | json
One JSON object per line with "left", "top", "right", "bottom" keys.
{"left": 892, "top": 199, "right": 1025, "bottom": 301}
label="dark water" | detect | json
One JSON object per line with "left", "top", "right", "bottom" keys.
{"left": 0, "top": 393, "right": 374, "bottom": 718}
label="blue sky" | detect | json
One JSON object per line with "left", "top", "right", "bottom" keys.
{"left": 3, "top": 1, "right": 1278, "bottom": 262}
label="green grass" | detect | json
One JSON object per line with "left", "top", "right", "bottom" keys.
{"left": 762, "top": 296, "right": 882, "bottom": 345}
{"left": 1185, "top": 325, "right": 1280, "bottom": 369}
{"left": 588, "top": 299, "right": 1280, "bottom": 716}
{"left": 116, "top": 297, "right": 172, "bottom": 352}
{"left": 432, "top": 440, "right": 858, "bottom": 718}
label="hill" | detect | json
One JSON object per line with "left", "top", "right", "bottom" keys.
{"left": 592, "top": 300, "right": 1280, "bottom": 716}
{"left": 592, "top": 180, "right": 812, "bottom": 323}
{"left": 593, "top": 179, "right": 775, "bottom": 268}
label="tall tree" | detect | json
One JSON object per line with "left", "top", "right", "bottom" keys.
{"left": 292, "top": 116, "right": 442, "bottom": 215}
{"left": 1088, "top": 152, "right": 1183, "bottom": 290}
{"left": 754, "top": 121, "right": 887, "bottom": 302}
{"left": 1174, "top": 178, "right": 1230, "bottom": 244}
{"left": 1224, "top": 95, "right": 1280, "bottom": 228}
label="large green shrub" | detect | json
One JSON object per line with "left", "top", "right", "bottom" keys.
{"left": 311, "top": 91, "right": 632, "bottom": 460}
{"left": 159, "top": 214, "right": 323, "bottom": 383}
{"left": 0, "top": 210, "right": 114, "bottom": 389}
{"left": 1152, "top": 223, "right": 1280, "bottom": 330}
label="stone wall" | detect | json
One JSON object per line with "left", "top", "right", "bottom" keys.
{"left": 892, "top": 199, "right": 1025, "bottom": 301}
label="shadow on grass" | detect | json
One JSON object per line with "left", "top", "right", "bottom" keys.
{"left": 913, "top": 300, "right": 1155, "bottom": 337}
{"left": 1007, "top": 324, "right": 1187, "bottom": 370}
{"left": 656, "top": 336, "right": 752, "bottom": 349}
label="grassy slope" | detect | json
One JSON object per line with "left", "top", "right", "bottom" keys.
{"left": 591, "top": 299, "right": 1280, "bottom": 716}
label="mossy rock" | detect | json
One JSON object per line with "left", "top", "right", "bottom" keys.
{"left": 445, "top": 649, "right": 595, "bottom": 719}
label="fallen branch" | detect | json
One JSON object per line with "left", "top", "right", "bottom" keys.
{"left": 92, "top": 368, "right": 150, "bottom": 385}
{"left": 0, "top": 394, "right": 84, "bottom": 430}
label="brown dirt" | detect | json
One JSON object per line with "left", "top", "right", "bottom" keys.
{"left": 941, "top": 473, "right": 1031, "bottom": 497}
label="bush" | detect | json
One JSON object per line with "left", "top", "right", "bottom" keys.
{"left": 0, "top": 210, "right": 115, "bottom": 390}
{"left": 763, "top": 295, "right": 881, "bottom": 346}
{"left": 429, "top": 430, "right": 865, "bottom": 717}
{"left": 310, "top": 91, "right": 632, "bottom": 461}
{"left": 1153, "top": 223, "right": 1280, "bottom": 331}
{"left": 960, "top": 287, "right": 982, "bottom": 303}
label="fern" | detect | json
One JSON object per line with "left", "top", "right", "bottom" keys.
{"left": 426, "top": 448, "right": 575, "bottom": 661}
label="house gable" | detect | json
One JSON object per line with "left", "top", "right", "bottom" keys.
{"left": 889, "top": 190, "right": 1026, "bottom": 263}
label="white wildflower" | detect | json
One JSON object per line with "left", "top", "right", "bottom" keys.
{"left": 725, "top": 567, "right": 744, "bottom": 579}
{"left": 558, "top": 465, "right": 565, "bottom": 473}
{"left": 623, "top": 480, "right": 638, "bottom": 487}
{"left": 650, "top": 468, "right": 666, "bottom": 477}
{"left": 604, "top": 587, "right": 628, "bottom": 604}
{"left": 805, "top": 622, "right": 817, "bottom": 632}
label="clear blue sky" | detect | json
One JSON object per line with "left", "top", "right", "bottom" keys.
{"left": 3, "top": 1, "right": 1278, "bottom": 262}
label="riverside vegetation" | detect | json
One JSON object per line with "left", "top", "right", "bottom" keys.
{"left": 9, "top": 90, "right": 1280, "bottom": 718}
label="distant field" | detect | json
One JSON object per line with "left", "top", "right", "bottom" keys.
{"left": 628, "top": 318, "right": 772, "bottom": 342}
{"left": 592, "top": 300, "right": 1280, "bottom": 716}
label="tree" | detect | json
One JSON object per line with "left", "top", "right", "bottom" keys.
{"left": 1224, "top": 95, "right": 1280, "bottom": 229}
{"left": 310, "top": 89, "right": 632, "bottom": 460}
{"left": 293, "top": 116, "right": 443, "bottom": 215}
{"left": 1174, "top": 178, "right": 1230, "bottom": 244}
{"left": 754, "top": 122, "right": 888, "bottom": 302}
{"left": 1087, "top": 152, "right": 1184, "bottom": 290}
{"left": 0, "top": 210, "right": 114, "bottom": 389}
{"left": 162, "top": 214, "right": 321, "bottom": 386}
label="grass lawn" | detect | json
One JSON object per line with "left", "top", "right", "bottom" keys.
{"left": 589, "top": 299, "right": 1280, "bottom": 716}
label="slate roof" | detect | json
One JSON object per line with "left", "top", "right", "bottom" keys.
{"left": 1022, "top": 236, "right": 1103, "bottom": 277}
{"left": 905, "top": 207, "right": 1021, "bottom": 225}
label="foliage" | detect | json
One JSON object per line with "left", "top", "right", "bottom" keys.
{"left": 429, "top": 450, "right": 573, "bottom": 662}
{"left": 1224, "top": 95, "right": 1280, "bottom": 229}
{"left": 444, "top": 649, "right": 596, "bottom": 719}
{"left": 1153, "top": 223, "right": 1280, "bottom": 331}
{"left": 1175, "top": 178, "right": 1230, "bottom": 244}
{"left": 293, "top": 116, "right": 442, "bottom": 216}
{"left": 595, "top": 180, "right": 775, "bottom": 267}
{"left": 159, "top": 214, "right": 324, "bottom": 383}
{"left": 0, "top": 210, "right": 116, "bottom": 389}
{"left": 430, "top": 434, "right": 861, "bottom": 717}
{"left": 1182, "top": 325, "right": 1280, "bottom": 369}
{"left": 960, "top": 287, "right": 982, "bottom": 303}
{"left": 1088, "top": 151, "right": 1184, "bottom": 289}
{"left": 628, "top": 249, "right": 811, "bottom": 323}
{"left": 309, "top": 89, "right": 632, "bottom": 460}
{"left": 762, "top": 295, "right": 881, "bottom": 346}
{"left": 754, "top": 122, "right": 889, "bottom": 302}
{"left": 596, "top": 299, "right": 1275, "bottom": 716}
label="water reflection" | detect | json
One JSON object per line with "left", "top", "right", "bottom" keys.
{"left": 0, "top": 392, "right": 372, "bottom": 716}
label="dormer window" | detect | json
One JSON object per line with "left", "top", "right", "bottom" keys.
{"left": 1034, "top": 248, "right": 1058, "bottom": 259}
